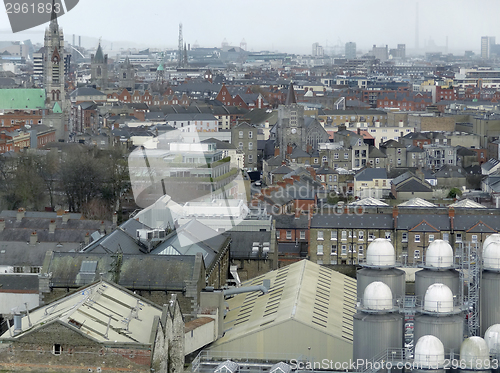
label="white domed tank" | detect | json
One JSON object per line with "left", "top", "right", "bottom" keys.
{"left": 460, "top": 337, "right": 490, "bottom": 370}
{"left": 484, "top": 324, "right": 500, "bottom": 357}
{"left": 353, "top": 282, "right": 403, "bottom": 363}
{"left": 481, "top": 242, "right": 500, "bottom": 336}
{"left": 415, "top": 285, "right": 463, "bottom": 353}
{"left": 425, "top": 240, "right": 454, "bottom": 268}
{"left": 414, "top": 335, "right": 445, "bottom": 368}
{"left": 363, "top": 281, "right": 393, "bottom": 311}
{"left": 423, "top": 283, "right": 454, "bottom": 313}
{"left": 483, "top": 241, "right": 500, "bottom": 271}
{"left": 483, "top": 234, "right": 500, "bottom": 252}
{"left": 357, "top": 239, "right": 405, "bottom": 300}
{"left": 366, "top": 238, "right": 395, "bottom": 266}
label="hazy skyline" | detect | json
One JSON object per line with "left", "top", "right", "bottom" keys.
{"left": 1, "top": 0, "right": 499, "bottom": 55}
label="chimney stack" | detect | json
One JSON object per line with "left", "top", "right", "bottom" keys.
{"left": 0, "top": 218, "right": 4, "bottom": 232}
{"left": 30, "top": 231, "right": 37, "bottom": 246}
{"left": 448, "top": 206, "right": 455, "bottom": 231}
{"left": 113, "top": 212, "right": 118, "bottom": 226}
{"left": 62, "top": 211, "right": 70, "bottom": 224}
{"left": 49, "top": 219, "right": 56, "bottom": 233}
{"left": 100, "top": 221, "right": 105, "bottom": 234}
{"left": 16, "top": 208, "right": 25, "bottom": 222}
{"left": 84, "top": 232, "right": 90, "bottom": 245}
{"left": 392, "top": 206, "right": 399, "bottom": 226}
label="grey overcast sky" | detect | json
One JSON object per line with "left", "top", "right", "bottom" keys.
{"left": 1, "top": 0, "right": 499, "bottom": 55}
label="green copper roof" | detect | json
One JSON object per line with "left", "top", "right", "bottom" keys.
{"left": 0, "top": 89, "right": 46, "bottom": 110}
{"left": 157, "top": 62, "right": 164, "bottom": 71}
{"left": 52, "top": 101, "right": 62, "bottom": 113}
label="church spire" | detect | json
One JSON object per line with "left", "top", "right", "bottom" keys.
{"left": 285, "top": 82, "right": 297, "bottom": 105}
{"left": 49, "top": 0, "right": 58, "bottom": 28}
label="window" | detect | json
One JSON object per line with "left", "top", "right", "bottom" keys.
{"left": 276, "top": 231, "right": 280, "bottom": 239}
{"left": 429, "top": 235, "right": 434, "bottom": 242}
{"left": 376, "top": 158, "right": 379, "bottom": 164}
{"left": 328, "top": 175, "right": 332, "bottom": 182}
{"left": 53, "top": 344, "right": 61, "bottom": 355}
{"left": 286, "top": 231, "right": 292, "bottom": 240}
{"left": 248, "top": 142, "right": 253, "bottom": 150}
{"left": 472, "top": 235, "right": 478, "bottom": 243}
{"left": 248, "top": 154, "right": 253, "bottom": 163}
{"left": 331, "top": 231, "right": 337, "bottom": 240}
{"left": 314, "top": 158, "right": 319, "bottom": 164}
{"left": 300, "top": 231, "right": 305, "bottom": 240}
{"left": 385, "top": 232, "right": 391, "bottom": 240}
{"left": 368, "top": 233, "right": 375, "bottom": 241}
{"left": 456, "top": 233, "right": 462, "bottom": 243}
{"left": 331, "top": 245, "right": 337, "bottom": 255}
{"left": 238, "top": 142, "right": 243, "bottom": 150}
{"left": 344, "top": 152, "right": 349, "bottom": 159}
{"left": 402, "top": 233, "right": 408, "bottom": 242}
{"left": 334, "top": 175, "right": 337, "bottom": 182}
{"left": 322, "top": 156, "right": 327, "bottom": 163}
{"left": 358, "top": 231, "right": 364, "bottom": 241}
{"left": 415, "top": 234, "right": 420, "bottom": 243}
{"left": 414, "top": 250, "right": 421, "bottom": 259}
{"left": 317, "top": 244, "right": 324, "bottom": 255}
{"left": 341, "top": 245, "right": 347, "bottom": 255}
{"left": 317, "top": 231, "right": 324, "bottom": 240}
{"left": 341, "top": 231, "right": 347, "bottom": 240}
{"left": 248, "top": 131, "right": 253, "bottom": 138}
{"left": 239, "top": 131, "right": 243, "bottom": 139}
{"left": 334, "top": 153, "right": 339, "bottom": 160}
{"left": 443, "top": 233, "right": 449, "bottom": 242}
{"left": 358, "top": 246, "right": 364, "bottom": 256}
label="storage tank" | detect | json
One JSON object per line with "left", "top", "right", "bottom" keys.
{"left": 460, "top": 337, "right": 491, "bottom": 371}
{"left": 483, "top": 234, "right": 500, "bottom": 253}
{"left": 357, "top": 238, "right": 406, "bottom": 301}
{"left": 484, "top": 324, "right": 500, "bottom": 369}
{"left": 414, "top": 284, "right": 464, "bottom": 355}
{"left": 415, "top": 240, "right": 459, "bottom": 300}
{"left": 481, "top": 242, "right": 500, "bottom": 337}
{"left": 414, "top": 335, "right": 445, "bottom": 369}
{"left": 353, "top": 281, "right": 403, "bottom": 364}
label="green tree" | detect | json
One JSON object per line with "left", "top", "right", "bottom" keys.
{"left": 448, "top": 187, "right": 463, "bottom": 199}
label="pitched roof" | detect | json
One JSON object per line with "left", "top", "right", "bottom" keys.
{"left": 398, "top": 198, "right": 436, "bottom": 207}
{"left": 395, "top": 178, "right": 433, "bottom": 193}
{"left": 349, "top": 197, "right": 389, "bottom": 207}
{"left": 0, "top": 280, "right": 163, "bottom": 344}
{"left": 449, "top": 198, "right": 486, "bottom": 209}
{"left": 311, "top": 213, "right": 393, "bottom": 229}
{"left": 355, "top": 168, "right": 387, "bottom": 181}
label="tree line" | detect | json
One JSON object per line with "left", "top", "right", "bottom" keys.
{"left": 0, "top": 146, "right": 131, "bottom": 220}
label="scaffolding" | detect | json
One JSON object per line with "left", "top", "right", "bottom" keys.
{"left": 457, "top": 241, "right": 481, "bottom": 337}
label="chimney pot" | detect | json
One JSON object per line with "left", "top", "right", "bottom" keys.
{"left": 49, "top": 219, "right": 56, "bottom": 233}
{"left": 30, "top": 231, "right": 37, "bottom": 246}
{"left": 16, "top": 208, "right": 25, "bottom": 222}
{"left": 62, "top": 211, "right": 69, "bottom": 223}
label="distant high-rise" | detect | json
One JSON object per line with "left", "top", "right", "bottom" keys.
{"left": 345, "top": 42, "right": 356, "bottom": 59}
{"left": 372, "top": 45, "right": 388, "bottom": 61}
{"left": 482, "top": 36, "right": 491, "bottom": 59}
{"left": 312, "top": 42, "right": 324, "bottom": 57}
{"left": 390, "top": 44, "right": 406, "bottom": 59}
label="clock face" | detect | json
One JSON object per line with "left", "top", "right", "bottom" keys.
{"left": 291, "top": 128, "right": 297, "bottom": 134}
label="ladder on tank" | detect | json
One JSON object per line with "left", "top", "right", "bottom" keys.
{"left": 457, "top": 242, "right": 481, "bottom": 337}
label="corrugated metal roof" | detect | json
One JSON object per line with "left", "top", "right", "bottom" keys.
{"left": 212, "top": 260, "right": 356, "bottom": 346}
{"left": 349, "top": 197, "right": 389, "bottom": 207}
{"left": 0, "top": 280, "right": 162, "bottom": 344}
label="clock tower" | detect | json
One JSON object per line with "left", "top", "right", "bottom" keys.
{"left": 277, "top": 83, "right": 306, "bottom": 159}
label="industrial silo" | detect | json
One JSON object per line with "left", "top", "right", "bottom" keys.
{"left": 414, "top": 335, "right": 445, "bottom": 371}
{"left": 481, "top": 241, "right": 500, "bottom": 336}
{"left": 357, "top": 238, "right": 406, "bottom": 301}
{"left": 353, "top": 281, "right": 403, "bottom": 364}
{"left": 414, "top": 283, "right": 464, "bottom": 355}
{"left": 415, "top": 240, "right": 459, "bottom": 300}
{"left": 460, "top": 337, "right": 491, "bottom": 372}
{"left": 483, "top": 234, "right": 500, "bottom": 251}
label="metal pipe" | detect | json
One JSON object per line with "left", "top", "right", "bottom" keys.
{"left": 223, "top": 279, "right": 270, "bottom": 297}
